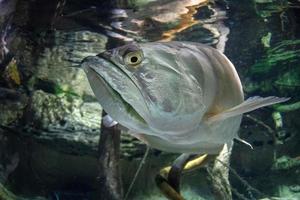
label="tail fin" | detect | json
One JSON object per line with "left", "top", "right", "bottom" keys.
{"left": 206, "top": 96, "right": 290, "bottom": 124}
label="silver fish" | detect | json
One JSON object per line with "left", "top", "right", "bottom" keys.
{"left": 81, "top": 42, "right": 288, "bottom": 154}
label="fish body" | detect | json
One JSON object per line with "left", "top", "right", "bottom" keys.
{"left": 82, "top": 42, "right": 288, "bottom": 154}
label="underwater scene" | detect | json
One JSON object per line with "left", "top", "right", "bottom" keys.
{"left": 0, "top": 0, "right": 300, "bottom": 199}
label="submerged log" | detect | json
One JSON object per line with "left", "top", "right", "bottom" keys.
{"left": 97, "top": 112, "right": 123, "bottom": 200}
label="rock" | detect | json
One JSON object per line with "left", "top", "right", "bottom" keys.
{"left": 23, "top": 90, "right": 101, "bottom": 155}
{"left": 21, "top": 90, "right": 146, "bottom": 158}
{"left": 0, "top": 0, "right": 17, "bottom": 17}
{"left": 0, "top": 87, "right": 27, "bottom": 126}
{"left": 0, "top": 133, "right": 19, "bottom": 184}
{"left": 33, "top": 30, "right": 108, "bottom": 98}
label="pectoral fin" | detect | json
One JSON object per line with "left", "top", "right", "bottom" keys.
{"left": 206, "top": 96, "right": 290, "bottom": 124}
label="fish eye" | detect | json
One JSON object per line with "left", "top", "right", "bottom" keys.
{"left": 124, "top": 51, "right": 144, "bottom": 67}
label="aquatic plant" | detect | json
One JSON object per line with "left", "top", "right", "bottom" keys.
{"left": 53, "top": 84, "right": 79, "bottom": 97}
{"left": 245, "top": 39, "right": 300, "bottom": 96}
{"left": 254, "top": 0, "right": 299, "bottom": 18}
{"left": 33, "top": 78, "right": 79, "bottom": 97}
{"left": 249, "top": 40, "right": 300, "bottom": 84}
{"left": 0, "top": 182, "right": 46, "bottom": 200}
{"left": 275, "top": 69, "right": 300, "bottom": 88}
{"left": 261, "top": 32, "right": 272, "bottom": 48}
{"left": 250, "top": 39, "right": 300, "bottom": 75}
{"left": 2, "top": 58, "right": 21, "bottom": 87}
{"left": 273, "top": 101, "right": 300, "bottom": 112}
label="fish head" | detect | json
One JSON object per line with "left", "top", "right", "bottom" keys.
{"left": 81, "top": 42, "right": 205, "bottom": 135}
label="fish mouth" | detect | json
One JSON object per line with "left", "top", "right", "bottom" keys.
{"left": 83, "top": 55, "right": 147, "bottom": 126}
{"left": 95, "top": 68, "right": 146, "bottom": 123}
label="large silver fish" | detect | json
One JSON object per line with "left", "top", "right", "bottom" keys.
{"left": 81, "top": 42, "right": 288, "bottom": 154}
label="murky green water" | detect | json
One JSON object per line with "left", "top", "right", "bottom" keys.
{"left": 0, "top": 0, "right": 300, "bottom": 199}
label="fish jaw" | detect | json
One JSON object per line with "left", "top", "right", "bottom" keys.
{"left": 81, "top": 56, "right": 151, "bottom": 134}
